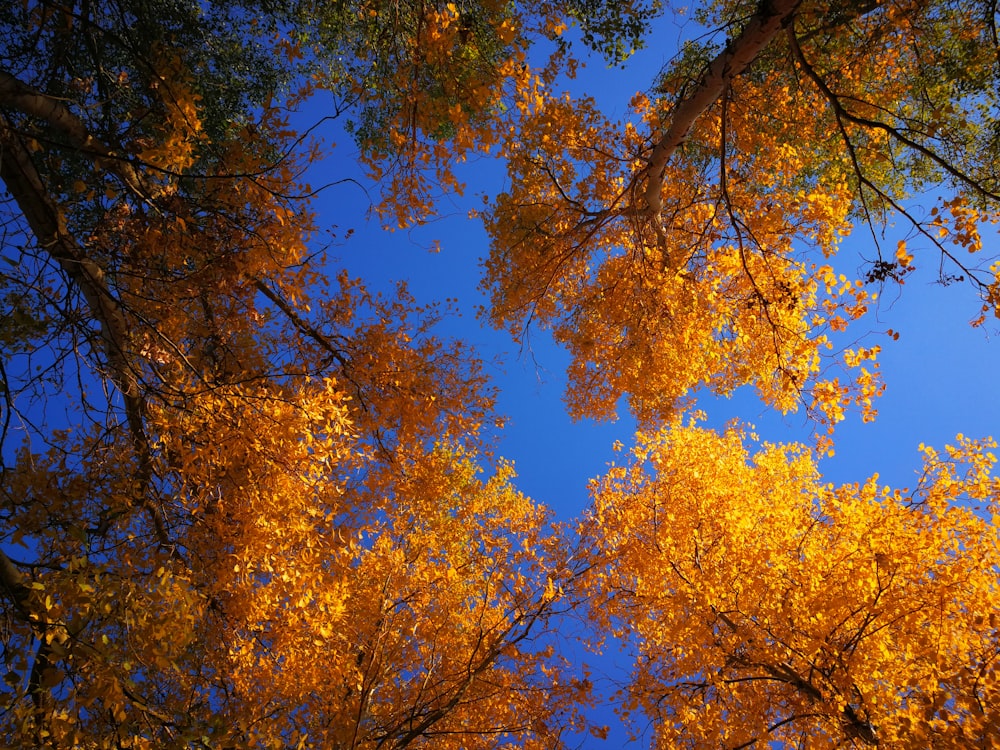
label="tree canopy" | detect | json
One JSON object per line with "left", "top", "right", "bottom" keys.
{"left": 0, "top": 0, "right": 998, "bottom": 747}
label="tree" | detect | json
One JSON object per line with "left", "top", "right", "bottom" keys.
{"left": 583, "top": 420, "right": 1000, "bottom": 747}
{"left": 1, "top": 0, "right": 998, "bottom": 748}
{"left": 0, "top": 0, "right": 593, "bottom": 745}
{"left": 482, "top": 0, "right": 999, "bottom": 432}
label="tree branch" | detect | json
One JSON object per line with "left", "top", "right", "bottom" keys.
{"left": 0, "top": 68, "right": 159, "bottom": 205}
{"left": 639, "top": 0, "right": 803, "bottom": 215}
{"left": 0, "top": 115, "right": 138, "bottom": 403}
{"left": 0, "top": 115, "right": 170, "bottom": 546}
{"left": 786, "top": 29, "right": 1000, "bottom": 203}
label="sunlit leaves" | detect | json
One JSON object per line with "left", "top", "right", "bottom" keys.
{"left": 584, "top": 421, "right": 1000, "bottom": 748}
{"left": 0, "top": 0, "right": 582, "bottom": 744}
{"left": 481, "top": 0, "right": 1000, "bottom": 432}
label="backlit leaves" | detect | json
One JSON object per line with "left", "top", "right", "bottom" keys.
{"left": 482, "top": 0, "right": 1000, "bottom": 429}
{"left": 584, "top": 421, "right": 1000, "bottom": 748}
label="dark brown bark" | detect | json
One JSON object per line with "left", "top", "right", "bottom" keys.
{"left": 0, "top": 116, "right": 170, "bottom": 545}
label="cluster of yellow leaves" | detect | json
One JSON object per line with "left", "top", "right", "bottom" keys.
{"left": 5, "top": 0, "right": 1000, "bottom": 747}
{"left": 4, "top": 373, "right": 575, "bottom": 747}
{"left": 476, "top": 0, "right": 1000, "bottom": 439}
{"left": 484, "top": 70, "right": 883, "bottom": 428}
{"left": 141, "top": 367, "right": 568, "bottom": 746}
{"left": 1, "top": 433, "right": 216, "bottom": 746}
{"left": 928, "top": 197, "right": 1000, "bottom": 326}
{"left": 584, "top": 421, "right": 1000, "bottom": 748}
{"left": 134, "top": 46, "right": 206, "bottom": 172}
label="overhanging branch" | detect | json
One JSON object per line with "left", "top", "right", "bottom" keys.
{"left": 0, "top": 115, "right": 170, "bottom": 545}
{"left": 0, "top": 68, "right": 160, "bottom": 205}
{"left": 639, "top": 0, "right": 803, "bottom": 214}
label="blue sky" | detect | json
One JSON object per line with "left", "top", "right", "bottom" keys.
{"left": 1, "top": 7, "right": 995, "bottom": 747}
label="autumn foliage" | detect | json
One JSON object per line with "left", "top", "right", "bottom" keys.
{"left": 585, "top": 422, "right": 1000, "bottom": 747}
{"left": 1, "top": 0, "right": 999, "bottom": 748}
